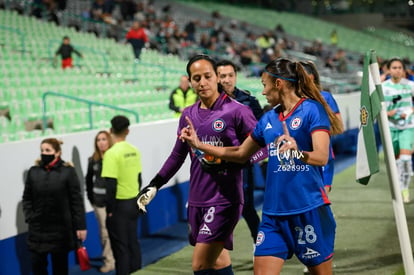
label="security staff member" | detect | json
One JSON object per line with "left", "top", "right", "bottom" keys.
{"left": 102, "top": 115, "right": 142, "bottom": 275}
{"left": 169, "top": 75, "right": 198, "bottom": 117}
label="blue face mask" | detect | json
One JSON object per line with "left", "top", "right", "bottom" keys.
{"left": 41, "top": 154, "right": 55, "bottom": 165}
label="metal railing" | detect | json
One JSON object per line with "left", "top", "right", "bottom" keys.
{"left": 42, "top": 91, "right": 139, "bottom": 131}
{"left": 0, "top": 25, "right": 26, "bottom": 55}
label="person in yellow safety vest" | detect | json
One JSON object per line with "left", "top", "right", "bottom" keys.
{"left": 168, "top": 75, "right": 198, "bottom": 117}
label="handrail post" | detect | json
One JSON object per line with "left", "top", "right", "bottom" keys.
{"left": 133, "top": 59, "right": 139, "bottom": 81}
{"left": 88, "top": 103, "right": 93, "bottom": 129}
{"left": 162, "top": 66, "right": 167, "bottom": 90}
{"left": 42, "top": 92, "right": 48, "bottom": 132}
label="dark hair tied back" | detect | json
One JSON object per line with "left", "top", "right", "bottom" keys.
{"left": 186, "top": 54, "right": 217, "bottom": 78}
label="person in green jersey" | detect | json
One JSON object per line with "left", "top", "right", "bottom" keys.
{"left": 102, "top": 115, "right": 143, "bottom": 274}
{"left": 382, "top": 57, "right": 414, "bottom": 203}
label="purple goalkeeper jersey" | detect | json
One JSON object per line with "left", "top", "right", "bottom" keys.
{"left": 157, "top": 92, "right": 257, "bottom": 207}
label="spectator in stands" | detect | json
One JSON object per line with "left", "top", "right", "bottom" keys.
{"left": 255, "top": 32, "right": 275, "bottom": 54}
{"left": 166, "top": 29, "right": 183, "bottom": 55}
{"left": 54, "top": 36, "right": 83, "bottom": 69}
{"left": 133, "top": 2, "right": 145, "bottom": 22}
{"left": 23, "top": 138, "right": 87, "bottom": 275}
{"left": 334, "top": 49, "right": 348, "bottom": 73}
{"left": 102, "top": 115, "right": 143, "bottom": 274}
{"left": 275, "top": 23, "right": 285, "bottom": 33}
{"left": 199, "top": 33, "right": 210, "bottom": 50}
{"left": 300, "top": 60, "right": 344, "bottom": 193}
{"left": 217, "top": 59, "right": 263, "bottom": 244}
{"left": 304, "top": 39, "right": 324, "bottom": 57}
{"left": 180, "top": 58, "right": 343, "bottom": 275}
{"left": 382, "top": 57, "right": 414, "bottom": 203}
{"left": 326, "top": 49, "right": 348, "bottom": 73}
{"left": 137, "top": 54, "right": 257, "bottom": 275}
{"left": 330, "top": 29, "right": 338, "bottom": 46}
{"left": 89, "top": 0, "right": 114, "bottom": 22}
{"left": 85, "top": 131, "right": 115, "bottom": 273}
{"left": 125, "top": 21, "right": 149, "bottom": 60}
{"left": 184, "top": 20, "right": 197, "bottom": 43}
{"left": 119, "top": 0, "right": 136, "bottom": 21}
{"left": 169, "top": 75, "right": 198, "bottom": 118}
{"left": 31, "top": 0, "right": 60, "bottom": 24}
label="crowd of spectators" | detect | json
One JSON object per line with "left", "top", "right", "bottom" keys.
{"left": 21, "top": 0, "right": 413, "bottom": 79}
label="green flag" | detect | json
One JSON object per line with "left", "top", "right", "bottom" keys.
{"left": 356, "top": 50, "right": 384, "bottom": 185}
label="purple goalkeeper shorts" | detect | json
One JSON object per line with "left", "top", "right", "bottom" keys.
{"left": 187, "top": 203, "right": 243, "bottom": 250}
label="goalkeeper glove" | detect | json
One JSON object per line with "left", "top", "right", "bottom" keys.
{"left": 137, "top": 174, "right": 165, "bottom": 213}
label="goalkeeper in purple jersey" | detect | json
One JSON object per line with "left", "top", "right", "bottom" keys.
{"left": 181, "top": 58, "right": 343, "bottom": 275}
{"left": 300, "top": 61, "right": 344, "bottom": 193}
{"left": 137, "top": 54, "right": 257, "bottom": 275}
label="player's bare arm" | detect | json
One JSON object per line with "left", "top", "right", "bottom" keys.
{"left": 276, "top": 121, "right": 330, "bottom": 166}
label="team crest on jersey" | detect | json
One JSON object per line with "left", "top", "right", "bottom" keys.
{"left": 212, "top": 119, "right": 226, "bottom": 132}
{"left": 290, "top": 117, "right": 302, "bottom": 130}
{"left": 256, "top": 231, "right": 265, "bottom": 246}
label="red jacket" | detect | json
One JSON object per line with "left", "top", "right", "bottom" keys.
{"left": 126, "top": 27, "right": 148, "bottom": 42}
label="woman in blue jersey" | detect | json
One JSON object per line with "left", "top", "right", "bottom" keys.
{"left": 181, "top": 58, "right": 343, "bottom": 275}
{"left": 300, "top": 61, "right": 344, "bottom": 193}
{"left": 137, "top": 54, "right": 257, "bottom": 275}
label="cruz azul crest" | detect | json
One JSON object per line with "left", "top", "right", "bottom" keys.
{"left": 212, "top": 119, "right": 226, "bottom": 132}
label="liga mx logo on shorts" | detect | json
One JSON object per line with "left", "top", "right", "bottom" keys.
{"left": 212, "top": 119, "right": 226, "bottom": 132}
{"left": 256, "top": 231, "right": 265, "bottom": 246}
{"left": 290, "top": 117, "right": 302, "bottom": 130}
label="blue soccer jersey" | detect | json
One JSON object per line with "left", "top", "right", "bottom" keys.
{"left": 321, "top": 91, "right": 340, "bottom": 114}
{"left": 321, "top": 91, "right": 341, "bottom": 187}
{"left": 158, "top": 92, "right": 257, "bottom": 207}
{"left": 321, "top": 91, "right": 339, "bottom": 162}
{"left": 251, "top": 98, "right": 331, "bottom": 215}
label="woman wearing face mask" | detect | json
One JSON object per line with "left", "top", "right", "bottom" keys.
{"left": 23, "top": 138, "right": 87, "bottom": 275}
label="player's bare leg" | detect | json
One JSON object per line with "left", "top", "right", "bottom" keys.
{"left": 254, "top": 255, "right": 284, "bottom": 275}
{"left": 307, "top": 258, "right": 333, "bottom": 275}
{"left": 192, "top": 242, "right": 231, "bottom": 272}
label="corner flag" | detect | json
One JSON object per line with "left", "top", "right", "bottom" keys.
{"left": 356, "top": 50, "right": 384, "bottom": 185}
{"left": 356, "top": 51, "right": 414, "bottom": 274}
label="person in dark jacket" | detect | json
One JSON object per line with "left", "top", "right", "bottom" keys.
{"left": 54, "top": 36, "right": 83, "bottom": 69}
{"left": 217, "top": 59, "right": 263, "bottom": 245}
{"left": 85, "top": 130, "right": 115, "bottom": 273}
{"left": 23, "top": 138, "right": 87, "bottom": 275}
{"left": 217, "top": 60, "right": 263, "bottom": 120}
